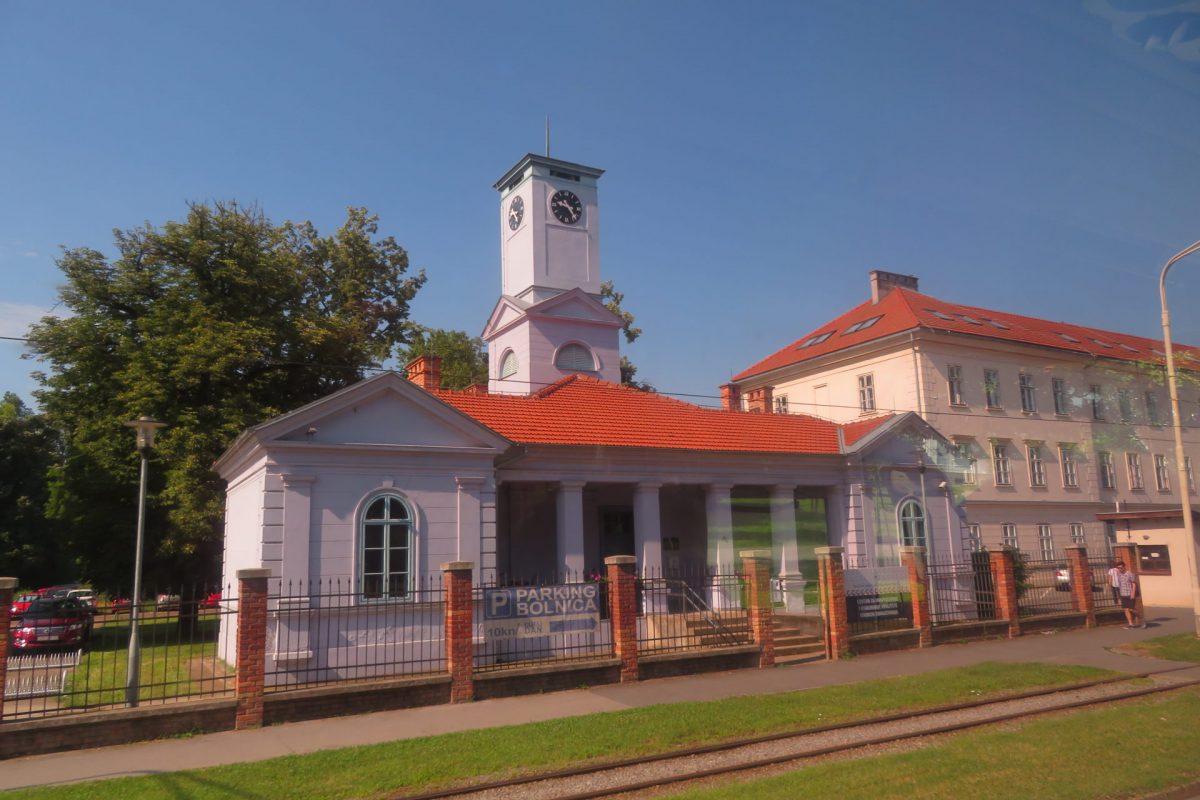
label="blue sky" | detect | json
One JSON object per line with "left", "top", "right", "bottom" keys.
{"left": 2, "top": 0, "right": 1199, "bottom": 408}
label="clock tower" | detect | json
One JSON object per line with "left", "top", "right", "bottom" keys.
{"left": 482, "top": 154, "right": 624, "bottom": 393}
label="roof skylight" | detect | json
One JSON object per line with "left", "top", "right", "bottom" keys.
{"left": 843, "top": 315, "right": 883, "bottom": 335}
{"left": 958, "top": 314, "right": 982, "bottom": 325}
{"left": 928, "top": 309, "right": 955, "bottom": 321}
{"left": 1058, "top": 332, "right": 1081, "bottom": 343}
{"left": 984, "top": 319, "right": 1009, "bottom": 330}
{"left": 798, "top": 331, "right": 834, "bottom": 348}
{"left": 1117, "top": 344, "right": 1139, "bottom": 353}
{"left": 1091, "top": 339, "right": 1112, "bottom": 348}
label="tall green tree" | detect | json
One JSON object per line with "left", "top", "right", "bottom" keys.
{"left": 600, "top": 280, "right": 654, "bottom": 392}
{"left": 27, "top": 202, "right": 425, "bottom": 591}
{"left": 0, "top": 393, "right": 62, "bottom": 586}
{"left": 399, "top": 328, "right": 488, "bottom": 390}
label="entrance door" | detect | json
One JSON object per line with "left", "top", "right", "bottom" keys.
{"left": 599, "top": 507, "right": 635, "bottom": 562}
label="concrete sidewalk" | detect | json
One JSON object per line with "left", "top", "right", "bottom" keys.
{"left": 1, "top": 609, "right": 1194, "bottom": 793}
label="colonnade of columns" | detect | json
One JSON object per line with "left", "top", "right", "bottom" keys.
{"left": 547, "top": 479, "right": 811, "bottom": 612}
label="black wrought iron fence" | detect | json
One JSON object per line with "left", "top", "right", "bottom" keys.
{"left": 1015, "top": 557, "right": 1078, "bottom": 617}
{"left": 928, "top": 551, "right": 996, "bottom": 626}
{"left": 4, "top": 588, "right": 235, "bottom": 721}
{"left": 263, "top": 576, "right": 446, "bottom": 691}
{"left": 1089, "top": 558, "right": 1120, "bottom": 610}
{"left": 638, "top": 566, "right": 752, "bottom": 653}
{"left": 473, "top": 570, "right": 613, "bottom": 673}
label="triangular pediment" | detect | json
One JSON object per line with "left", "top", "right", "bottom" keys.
{"left": 481, "top": 296, "right": 531, "bottom": 340}
{"left": 214, "top": 373, "right": 511, "bottom": 477}
{"left": 527, "top": 289, "right": 623, "bottom": 326}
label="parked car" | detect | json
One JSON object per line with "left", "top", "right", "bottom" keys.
{"left": 10, "top": 596, "right": 94, "bottom": 650}
{"left": 1054, "top": 566, "right": 1100, "bottom": 593}
{"left": 155, "top": 593, "right": 181, "bottom": 611}
{"left": 200, "top": 591, "right": 222, "bottom": 610}
{"left": 65, "top": 588, "right": 97, "bottom": 608}
{"left": 9, "top": 593, "right": 40, "bottom": 617}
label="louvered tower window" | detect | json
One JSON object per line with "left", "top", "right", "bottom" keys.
{"left": 555, "top": 343, "right": 595, "bottom": 371}
{"left": 499, "top": 350, "right": 519, "bottom": 379}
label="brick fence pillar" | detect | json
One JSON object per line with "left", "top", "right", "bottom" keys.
{"left": 740, "top": 550, "right": 775, "bottom": 668}
{"left": 1065, "top": 544, "right": 1096, "bottom": 628}
{"left": 900, "top": 547, "right": 932, "bottom": 647}
{"left": 989, "top": 549, "right": 1022, "bottom": 638}
{"left": 235, "top": 568, "right": 271, "bottom": 730}
{"left": 0, "top": 577, "right": 16, "bottom": 718}
{"left": 1112, "top": 543, "right": 1145, "bottom": 622}
{"left": 815, "top": 546, "right": 849, "bottom": 660}
{"left": 606, "top": 555, "right": 639, "bottom": 682}
{"left": 443, "top": 561, "right": 475, "bottom": 702}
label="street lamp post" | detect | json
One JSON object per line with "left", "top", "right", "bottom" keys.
{"left": 1158, "top": 240, "right": 1200, "bottom": 637}
{"left": 125, "top": 416, "right": 166, "bottom": 707}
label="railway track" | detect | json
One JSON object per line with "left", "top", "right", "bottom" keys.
{"left": 392, "top": 664, "right": 1200, "bottom": 800}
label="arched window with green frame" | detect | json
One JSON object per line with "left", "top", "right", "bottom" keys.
{"left": 361, "top": 494, "right": 413, "bottom": 600}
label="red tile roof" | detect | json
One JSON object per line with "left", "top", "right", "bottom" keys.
{"left": 435, "top": 375, "right": 844, "bottom": 455}
{"left": 734, "top": 287, "right": 1200, "bottom": 382}
{"left": 841, "top": 414, "right": 895, "bottom": 446}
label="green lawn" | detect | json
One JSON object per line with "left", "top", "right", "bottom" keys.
{"left": 62, "top": 617, "right": 231, "bottom": 707}
{"left": 9, "top": 662, "right": 1112, "bottom": 800}
{"left": 669, "top": 688, "right": 1200, "bottom": 800}
{"left": 1121, "top": 633, "right": 1200, "bottom": 664}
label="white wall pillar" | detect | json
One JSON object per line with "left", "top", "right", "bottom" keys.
{"left": 705, "top": 483, "right": 735, "bottom": 610}
{"left": 280, "top": 474, "right": 316, "bottom": 587}
{"left": 556, "top": 480, "right": 587, "bottom": 577}
{"left": 770, "top": 484, "right": 807, "bottom": 612}
{"left": 633, "top": 482, "right": 663, "bottom": 573}
{"left": 455, "top": 476, "right": 484, "bottom": 570}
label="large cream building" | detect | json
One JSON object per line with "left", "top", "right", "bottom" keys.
{"left": 730, "top": 271, "right": 1200, "bottom": 574}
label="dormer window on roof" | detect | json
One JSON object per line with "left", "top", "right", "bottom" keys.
{"left": 928, "top": 309, "right": 955, "bottom": 321}
{"left": 1058, "top": 332, "right": 1081, "bottom": 343}
{"left": 799, "top": 331, "right": 834, "bottom": 348}
{"left": 842, "top": 315, "right": 883, "bottom": 335}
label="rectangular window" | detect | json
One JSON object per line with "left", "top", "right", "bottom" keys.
{"left": 954, "top": 440, "right": 977, "bottom": 484}
{"left": 1090, "top": 384, "right": 1104, "bottom": 420}
{"left": 993, "top": 442, "right": 1012, "bottom": 486}
{"left": 984, "top": 369, "right": 1002, "bottom": 409}
{"left": 1145, "top": 391, "right": 1160, "bottom": 425}
{"left": 1137, "top": 544, "right": 1172, "bottom": 576}
{"left": 1038, "top": 524, "right": 1054, "bottom": 560}
{"left": 947, "top": 364, "right": 964, "bottom": 406}
{"left": 774, "top": 396, "right": 788, "bottom": 414}
{"left": 966, "top": 523, "right": 982, "bottom": 552}
{"left": 1154, "top": 454, "right": 1171, "bottom": 491}
{"left": 1187, "top": 456, "right": 1196, "bottom": 494}
{"left": 1001, "top": 523, "right": 1018, "bottom": 550}
{"left": 1126, "top": 452, "right": 1144, "bottom": 490}
{"left": 858, "top": 373, "right": 875, "bottom": 413}
{"left": 1104, "top": 521, "right": 1117, "bottom": 555}
{"left": 1059, "top": 445, "right": 1078, "bottom": 488}
{"left": 1052, "top": 378, "right": 1069, "bottom": 416}
{"left": 1028, "top": 444, "right": 1047, "bottom": 487}
{"left": 1099, "top": 451, "right": 1116, "bottom": 490}
{"left": 1019, "top": 373, "right": 1037, "bottom": 412}
{"left": 1118, "top": 389, "right": 1133, "bottom": 423}
{"left": 1070, "top": 522, "right": 1086, "bottom": 545}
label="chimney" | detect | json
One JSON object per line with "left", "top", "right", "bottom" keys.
{"left": 719, "top": 383, "right": 742, "bottom": 412}
{"left": 464, "top": 383, "right": 489, "bottom": 395}
{"left": 744, "top": 386, "right": 774, "bottom": 414}
{"left": 869, "top": 270, "right": 919, "bottom": 304}
{"left": 405, "top": 355, "right": 443, "bottom": 390}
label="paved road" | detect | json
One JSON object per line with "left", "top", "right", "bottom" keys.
{"left": 0, "top": 608, "right": 1193, "bottom": 792}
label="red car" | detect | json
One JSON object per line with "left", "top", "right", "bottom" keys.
{"left": 10, "top": 596, "right": 94, "bottom": 650}
{"left": 9, "top": 593, "right": 39, "bottom": 617}
{"left": 200, "top": 591, "right": 222, "bottom": 609}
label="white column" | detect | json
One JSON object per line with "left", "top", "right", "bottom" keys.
{"left": 455, "top": 476, "right": 484, "bottom": 569}
{"left": 280, "top": 474, "right": 316, "bottom": 589}
{"left": 633, "top": 482, "right": 663, "bottom": 573}
{"left": 556, "top": 481, "right": 587, "bottom": 577}
{"left": 704, "top": 483, "right": 735, "bottom": 609}
{"left": 770, "top": 484, "right": 807, "bottom": 612}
